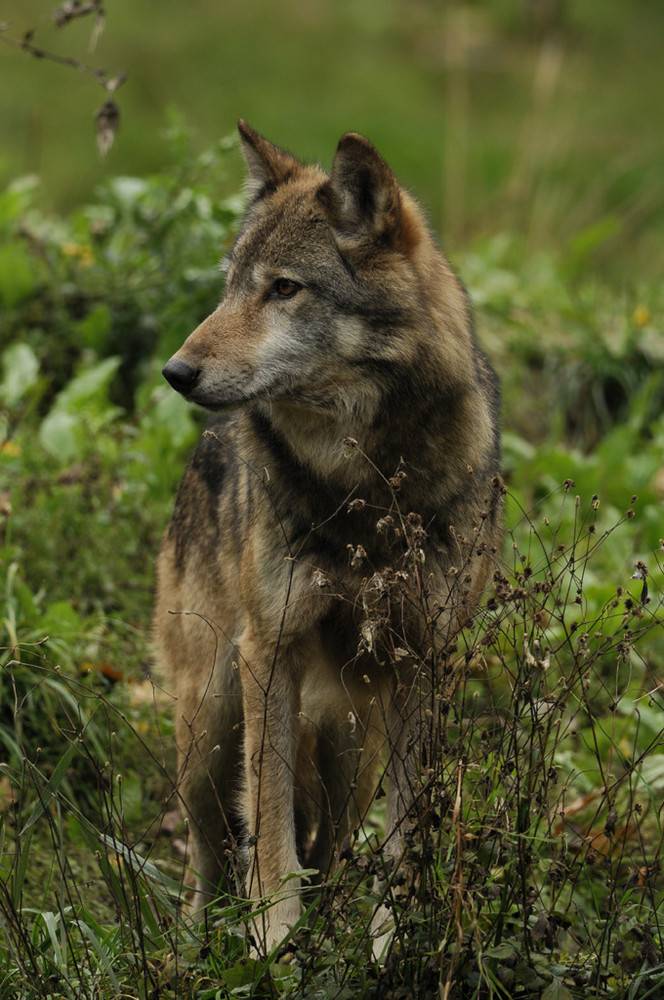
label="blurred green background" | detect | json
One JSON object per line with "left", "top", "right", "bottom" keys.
{"left": 2, "top": 0, "right": 663, "bottom": 281}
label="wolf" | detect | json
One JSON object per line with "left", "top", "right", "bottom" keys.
{"left": 154, "top": 120, "right": 503, "bottom": 953}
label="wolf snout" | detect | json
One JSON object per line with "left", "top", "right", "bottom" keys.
{"left": 162, "top": 358, "right": 200, "bottom": 395}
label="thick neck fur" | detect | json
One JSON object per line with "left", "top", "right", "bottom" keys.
{"left": 255, "top": 337, "right": 495, "bottom": 518}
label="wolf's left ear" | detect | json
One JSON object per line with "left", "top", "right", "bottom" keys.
{"left": 238, "top": 119, "right": 302, "bottom": 199}
{"left": 318, "top": 133, "right": 402, "bottom": 245}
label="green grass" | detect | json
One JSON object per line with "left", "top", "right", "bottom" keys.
{"left": 1, "top": 486, "right": 662, "bottom": 998}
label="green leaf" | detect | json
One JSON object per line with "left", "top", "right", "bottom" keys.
{"left": 140, "top": 385, "right": 198, "bottom": 450}
{"left": 484, "top": 942, "right": 518, "bottom": 960}
{"left": 97, "top": 832, "right": 183, "bottom": 897}
{"left": 516, "top": 962, "right": 547, "bottom": 990}
{"left": 56, "top": 356, "right": 121, "bottom": 409}
{"left": 0, "top": 241, "right": 38, "bottom": 308}
{"left": 0, "top": 175, "right": 40, "bottom": 228}
{"left": 38, "top": 357, "right": 123, "bottom": 459}
{"left": 541, "top": 980, "right": 574, "bottom": 1000}
{"left": 38, "top": 601, "right": 82, "bottom": 640}
{"left": 76, "top": 304, "right": 111, "bottom": 351}
{"left": 116, "top": 771, "right": 144, "bottom": 823}
{"left": 108, "top": 176, "right": 148, "bottom": 209}
{"left": 21, "top": 740, "right": 79, "bottom": 834}
{"left": 0, "top": 343, "right": 40, "bottom": 407}
{"left": 10, "top": 822, "right": 33, "bottom": 909}
{"left": 38, "top": 409, "right": 82, "bottom": 462}
{"left": 77, "top": 920, "right": 123, "bottom": 995}
{"left": 37, "top": 911, "right": 66, "bottom": 967}
{"left": 221, "top": 958, "right": 266, "bottom": 990}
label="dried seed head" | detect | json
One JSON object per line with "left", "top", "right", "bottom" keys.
{"left": 347, "top": 544, "right": 367, "bottom": 569}
{"left": 347, "top": 498, "right": 366, "bottom": 512}
{"left": 388, "top": 471, "right": 407, "bottom": 492}
{"left": 95, "top": 99, "right": 120, "bottom": 157}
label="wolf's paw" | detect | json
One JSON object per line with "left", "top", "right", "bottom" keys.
{"left": 371, "top": 901, "right": 395, "bottom": 962}
{"left": 249, "top": 893, "right": 302, "bottom": 960}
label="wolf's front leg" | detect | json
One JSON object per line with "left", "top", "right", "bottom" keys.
{"left": 371, "top": 684, "right": 421, "bottom": 958}
{"left": 239, "top": 631, "right": 303, "bottom": 952}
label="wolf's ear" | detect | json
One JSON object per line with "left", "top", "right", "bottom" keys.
{"left": 238, "top": 120, "right": 302, "bottom": 199}
{"left": 318, "top": 133, "right": 402, "bottom": 245}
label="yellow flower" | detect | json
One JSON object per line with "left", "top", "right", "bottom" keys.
{"left": 61, "top": 242, "right": 94, "bottom": 269}
{"left": 632, "top": 305, "right": 650, "bottom": 327}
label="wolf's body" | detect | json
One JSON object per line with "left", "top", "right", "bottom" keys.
{"left": 154, "top": 121, "right": 503, "bottom": 950}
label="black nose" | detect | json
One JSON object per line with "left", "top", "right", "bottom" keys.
{"left": 162, "top": 358, "right": 200, "bottom": 394}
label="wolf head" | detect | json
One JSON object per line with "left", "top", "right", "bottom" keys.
{"left": 162, "top": 121, "right": 475, "bottom": 423}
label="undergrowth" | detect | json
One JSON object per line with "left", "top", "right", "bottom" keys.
{"left": 1, "top": 487, "right": 662, "bottom": 999}
{"left": 0, "top": 136, "right": 662, "bottom": 998}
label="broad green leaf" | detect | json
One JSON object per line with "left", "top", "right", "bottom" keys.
{"left": 484, "top": 942, "right": 518, "bottom": 960}
{"left": 38, "top": 409, "right": 81, "bottom": 462}
{"left": 108, "top": 176, "right": 148, "bottom": 208}
{"left": 56, "top": 356, "right": 121, "bottom": 409}
{"left": 38, "top": 601, "right": 81, "bottom": 639}
{"left": 222, "top": 959, "right": 265, "bottom": 990}
{"left": 541, "top": 980, "right": 574, "bottom": 1000}
{"left": 0, "top": 175, "right": 40, "bottom": 227}
{"left": 39, "top": 357, "right": 123, "bottom": 459}
{"left": 142, "top": 386, "right": 199, "bottom": 448}
{"left": 0, "top": 343, "right": 40, "bottom": 406}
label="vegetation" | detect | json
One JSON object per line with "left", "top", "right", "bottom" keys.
{"left": 1, "top": 2, "right": 663, "bottom": 997}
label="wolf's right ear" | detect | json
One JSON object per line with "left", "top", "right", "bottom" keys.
{"left": 238, "top": 120, "right": 302, "bottom": 200}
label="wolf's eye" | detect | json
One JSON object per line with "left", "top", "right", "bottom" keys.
{"left": 272, "top": 278, "right": 301, "bottom": 299}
